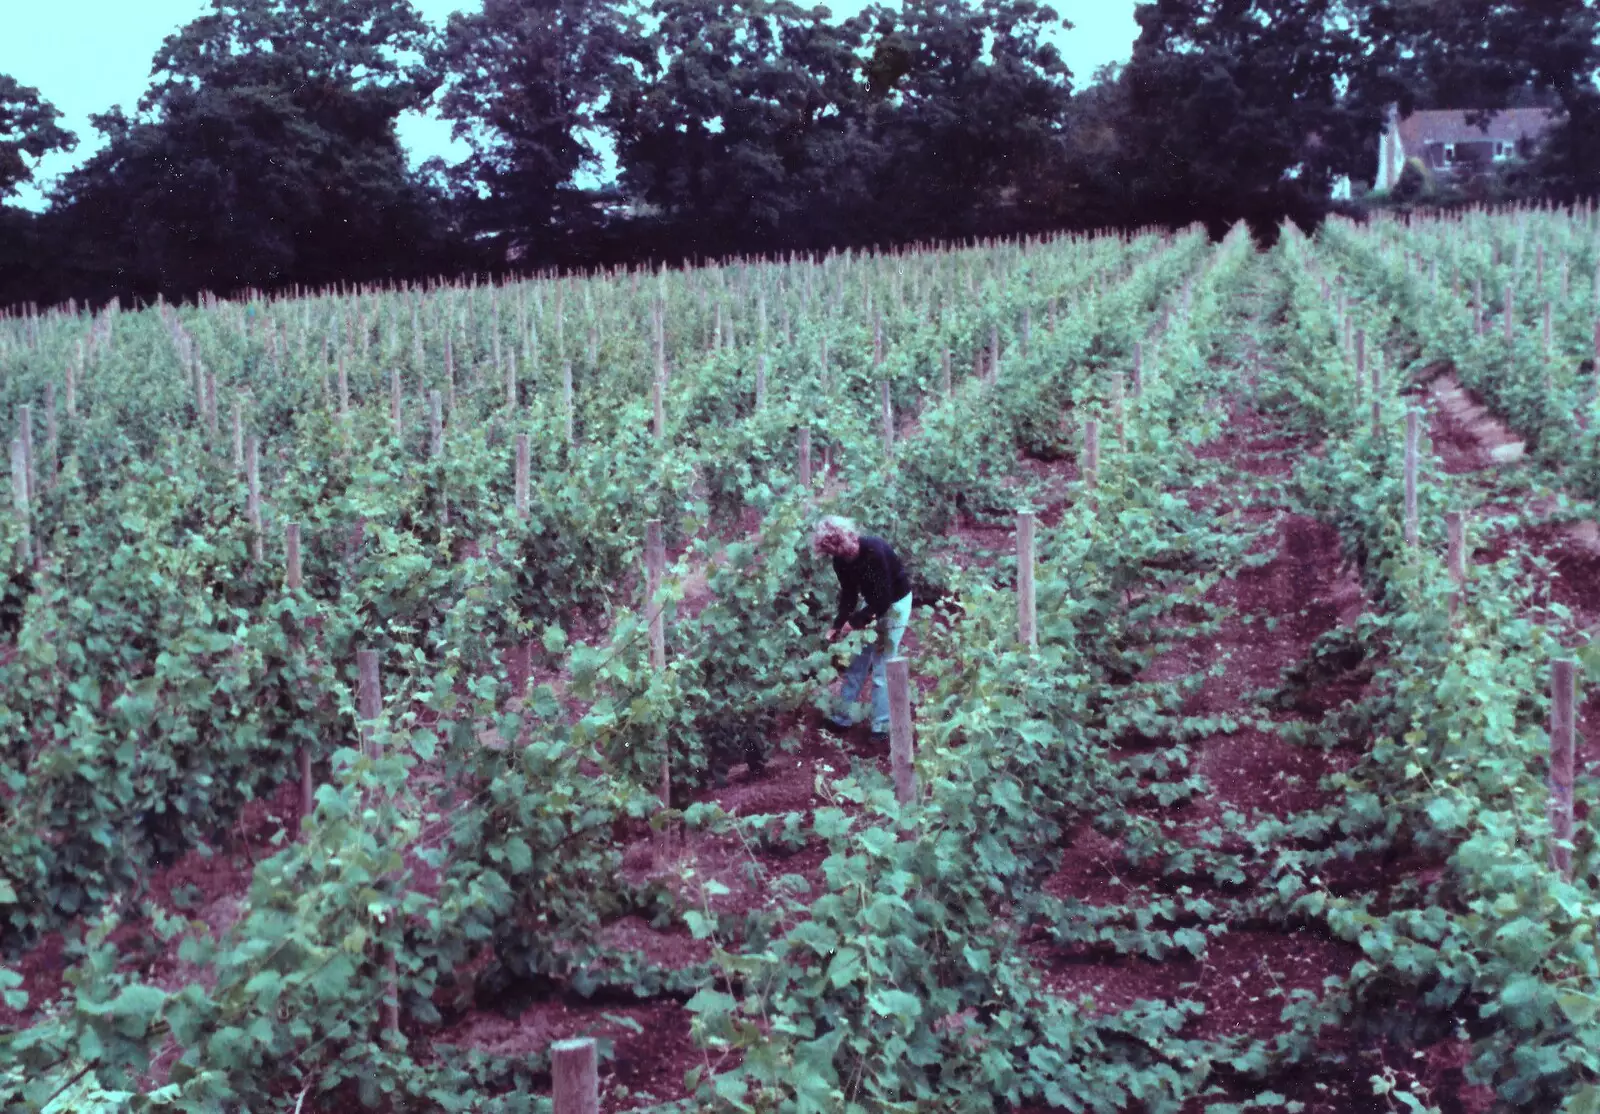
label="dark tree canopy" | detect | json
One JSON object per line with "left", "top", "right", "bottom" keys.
{"left": 0, "top": 75, "right": 77, "bottom": 202}
{"left": 5, "top": 0, "right": 1600, "bottom": 309}
{"left": 434, "top": 0, "right": 653, "bottom": 252}
{"left": 43, "top": 0, "right": 447, "bottom": 302}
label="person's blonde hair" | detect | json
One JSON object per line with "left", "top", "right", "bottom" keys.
{"left": 811, "top": 515, "right": 860, "bottom": 557}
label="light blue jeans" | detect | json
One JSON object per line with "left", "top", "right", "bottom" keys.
{"left": 829, "top": 593, "right": 913, "bottom": 733}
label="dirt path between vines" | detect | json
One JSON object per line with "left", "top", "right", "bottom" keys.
{"left": 1013, "top": 398, "right": 1398, "bottom": 1112}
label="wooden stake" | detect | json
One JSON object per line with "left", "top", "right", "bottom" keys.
{"left": 1445, "top": 510, "right": 1466, "bottom": 617}
{"left": 246, "top": 437, "right": 263, "bottom": 562}
{"left": 515, "top": 433, "right": 530, "bottom": 520}
{"left": 551, "top": 1038, "right": 600, "bottom": 1114}
{"left": 1017, "top": 511, "right": 1037, "bottom": 649}
{"left": 1082, "top": 418, "right": 1100, "bottom": 489}
{"left": 428, "top": 390, "right": 444, "bottom": 458}
{"left": 881, "top": 381, "right": 893, "bottom": 460}
{"left": 886, "top": 657, "right": 916, "bottom": 804}
{"left": 645, "top": 519, "right": 669, "bottom": 807}
{"left": 798, "top": 428, "right": 812, "bottom": 489}
{"left": 356, "top": 648, "right": 400, "bottom": 1038}
{"left": 286, "top": 521, "right": 303, "bottom": 589}
{"left": 232, "top": 398, "right": 244, "bottom": 471}
{"left": 43, "top": 385, "right": 56, "bottom": 490}
{"left": 563, "top": 361, "right": 574, "bottom": 446}
{"left": 285, "top": 522, "right": 313, "bottom": 827}
{"left": 756, "top": 355, "right": 767, "bottom": 411}
{"left": 1548, "top": 658, "right": 1577, "bottom": 878}
{"left": 1404, "top": 410, "right": 1420, "bottom": 546}
{"left": 10, "top": 438, "right": 29, "bottom": 563}
{"left": 18, "top": 404, "right": 33, "bottom": 505}
{"left": 391, "top": 371, "right": 402, "bottom": 438}
{"left": 941, "top": 348, "right": 952, "bottom": 396}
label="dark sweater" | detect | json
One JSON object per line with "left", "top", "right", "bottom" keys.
{"left": 833, "top": 536, "right": 912, "bottom": 629}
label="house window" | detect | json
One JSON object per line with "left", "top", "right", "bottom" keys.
{"left": 1443, "top": 143, "right": 1456, "bottom": 164}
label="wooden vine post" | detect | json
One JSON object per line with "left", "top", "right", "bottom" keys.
{"left": 1403, "top": 410, "right": 1420, "bottom": 546}
{"left": 10, "top": 438, "right": 28, "bottom": 564}
{"left": 518, "top": 435, "right": 531, "bottom": 521}
{"left": 755, "top": 355, "right": 767, "bottom": 411}
{"left": 357, "top": 648, "right": 402, "bottom": 1040}
{"left": 1354, "top": 329, "right": 1366, "bottom": 400}
{"left": 563, "top": 361, "right": 575, "bottom": 446}
{"left": 1370, "top": 348, "right": 1382, "bottom": 438}
{"left": 1082, "top": 418, "right": 1100, "bottom": 491}
{"left": 551, "top": 1038, "right": 600, "bottom": 1114}
{"left": 428, "top": 390, "right": 447, "bottom": 530}
{"left": 1445, "top": 511, "right": 1466, "bottom": 617}
{"left": 798, "top": 428, "right": 812, "bottom": 489}
{"left": 881, "top": 381, "right": 894, "bottom": 460}
{"left": 1548, "top": 658, "right": 1577, "bottom": 878}
{"left": 18, "top": 404, "right": 33, "bottom": 506}
{"left": 886, "top": 657, "right": 917, "bottom": 804}
{"left": 246, "top": 437, "right": 263, "bottom": 562}
{"left": 644, "top": 520, "right": 670, "bottom": 808}
{"left": 941, "top": 348, "right": 952, "bottom": 397}
{"left": 232, "top": 398, "right": 244, "bottom": 471}
{"left": 285, "top": 522, "right": 315, "bottom": 828}
{"left": 390, "top": 371, "right": 402, "bottom": 438}
{"left": 1017, "top": 511, "right": 1037, "bottom": 650}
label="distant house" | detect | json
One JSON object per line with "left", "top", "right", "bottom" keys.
{"left": 1374, "top": 106, "right": 1558, "bottom": 190}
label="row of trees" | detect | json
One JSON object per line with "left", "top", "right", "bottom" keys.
{"left": 3, "top": 0, "right": 1599, "bottom": 309}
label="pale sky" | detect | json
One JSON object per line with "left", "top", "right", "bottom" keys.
{"left": 1, "top": 0, "right": 1140, "bottom": 212}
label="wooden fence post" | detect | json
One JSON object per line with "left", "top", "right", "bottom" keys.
{"left": 886, "top": 657, "right": 916, "bottom": 804}
{"left": 1404, "top": 410, "right": 1420, "bottom": 546}
{"left": 1017, "top": 511, "right": 1037, "bottom": 649}
{"left": 756, "top": 355, "right": 767, "bottom": 411}
{"left": 515, "top": 433, "right": 530, "bottom": 520}
{"left": 246, "top": 437, "right": 263, "bottom": 562}
{"left": 232, "top": 397, "right": 245, "bottom": 471}
{"left": 551, "top": 1038, "right": 599, "bottom": 1114}
{"left": 798, "top": 428, "right": 812, "bottom": 489}
{"left": 391, "top": 371, "right": 402, "bottom": 438}
{"left": 1548, "top": 658, "right": 1577, "bottom": 878}
{"left": 941, "top": 348, "right": 952, "bottom": 397}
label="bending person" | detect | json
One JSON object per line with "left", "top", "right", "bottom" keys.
{"left": 812, "top": 516, "right": 914, "bottom": 738}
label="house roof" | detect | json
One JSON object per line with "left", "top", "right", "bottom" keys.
{"left": 1398, "top": 108, "right": 1559, "bottom": 151}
